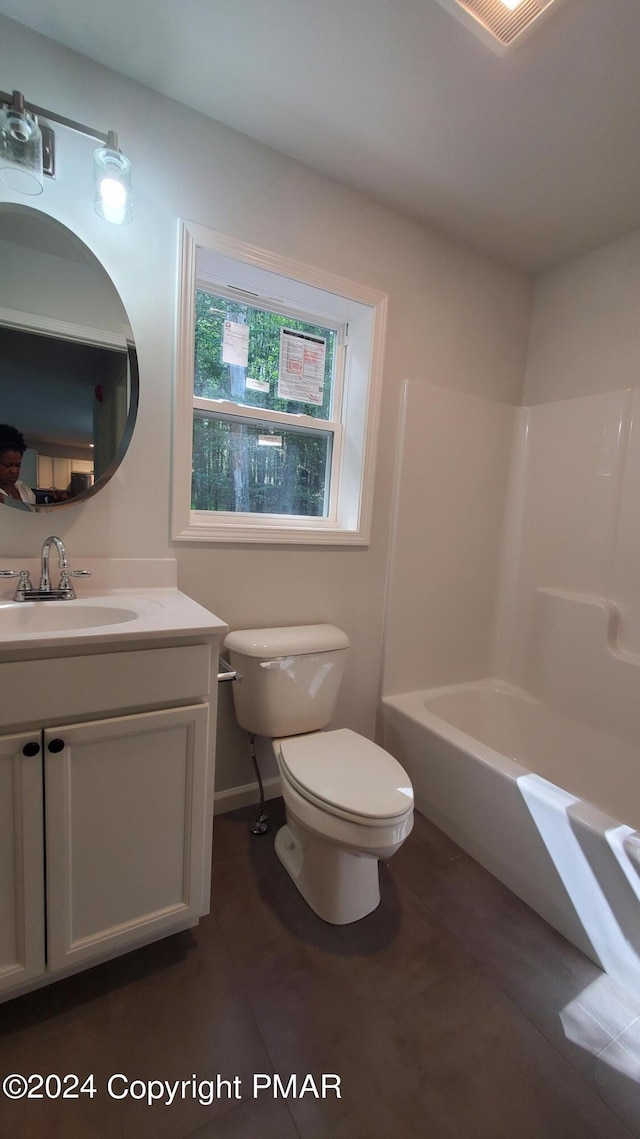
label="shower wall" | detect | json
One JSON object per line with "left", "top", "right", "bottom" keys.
{"left": 382, "top": 225, "right": 640, "bottom": 702}
{"left": 381, "top": 382, "right": 516, "bottom": 696}
{"left": 495, "top": 388, "right": 640, "bottom": 684}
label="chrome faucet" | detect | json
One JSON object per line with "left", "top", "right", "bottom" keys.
{"left": 36, "top": 535, "right": 91, "bottom": 599}
{"left": 39, "top": 535, "right": 69, "bottom": 591}
{"left": 0, "top": 536, "right": 90, "bottom": 601}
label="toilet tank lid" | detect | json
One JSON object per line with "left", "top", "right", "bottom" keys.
{"left": 224, "top": 624, "right": 349, "bottom": 658}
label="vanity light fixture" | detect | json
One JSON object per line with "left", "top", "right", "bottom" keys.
{"left": 0, "top": 89, "right": 132, "bottom": 224}
{"left": 433, "top": 0, "right": 567, "bottom": 51}
{"left": 0, "top": 90, "right": 43, "bottom": 194}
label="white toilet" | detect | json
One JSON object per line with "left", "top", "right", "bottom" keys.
{"left": 224, "top": 624, "right": 414, "bottom": 924}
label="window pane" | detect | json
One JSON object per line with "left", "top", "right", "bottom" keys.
{"left": 194, "top": 290, "right": 336, "bottom": 420}
{"left": 192, "top": 415, "right": 332, "bottom": 517}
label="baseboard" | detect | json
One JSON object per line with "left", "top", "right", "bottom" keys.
{"left": 214, "top": 775, "right": 281, "bottom": 815}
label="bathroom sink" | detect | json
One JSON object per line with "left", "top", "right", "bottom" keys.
{"left": 0, "top": 599, "right": 141, "bottom": 634}
{"left": 0, "top": 582, "right": 226, "bottom": 653}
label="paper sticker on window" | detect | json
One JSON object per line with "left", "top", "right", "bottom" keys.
{"left": 258, "top": 435, "right": 282, "bottom": 447}
{"left": 246, "top": 377, "right": 270, "bottom": 393}
{"left": 277, "top": 328, "right": 326, "bottom": 405}
{"left": 222, "top": 320, "right": 249, "bottom": 367}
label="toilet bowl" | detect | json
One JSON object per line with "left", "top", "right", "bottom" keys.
{"left": 273, "top": 728, "right": 414, "bottom": 924}
{"left": 224, "top": 624, "right": 415, "bottom": 924}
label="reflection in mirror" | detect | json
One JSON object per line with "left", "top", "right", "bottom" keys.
{"left": 0, "top": 203, "right": 138, "bottom": 512}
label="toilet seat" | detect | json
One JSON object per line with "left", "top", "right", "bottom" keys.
{"left": 276, "top": 728, "right": 414, "bottom": 825}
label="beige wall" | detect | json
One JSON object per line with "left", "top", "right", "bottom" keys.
{"left": 0, "top": 16, "right": 532, "bottom": 796}
{"left": 523, "top": 227, "right": 640, "bottom": 405}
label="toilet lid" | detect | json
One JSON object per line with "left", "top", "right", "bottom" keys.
{"left": 278, "top": 728, "right": 414, "bottom": 820}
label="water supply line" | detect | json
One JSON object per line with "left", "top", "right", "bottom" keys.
{"left": 247, "top": 733, "right": 271, "bottom": 836}
{"left": 217, "top": 656, "right": 270, "bottom": 835}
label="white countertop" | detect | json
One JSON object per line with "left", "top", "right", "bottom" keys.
{"left": 0, "top": 587, "right": 227, "bottom": 653}
{"left": 0, "top": 557, "right": 227, "bottom": 654}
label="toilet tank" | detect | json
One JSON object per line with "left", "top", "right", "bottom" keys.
{"left": 224, "top": 624, "right": 350, "bottom": 737}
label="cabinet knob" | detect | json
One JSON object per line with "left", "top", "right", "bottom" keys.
{"left": 47, "top": 738, "right": 65, "bottom": 753}
{"left": 22, "top": 741, "right": 40, "bottom": 757}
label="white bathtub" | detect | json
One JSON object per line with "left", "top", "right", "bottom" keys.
{"left": 382, "top": 678, "right": 640, "bottom": 999}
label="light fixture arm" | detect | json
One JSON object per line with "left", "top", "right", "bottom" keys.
{"left": 0, "top": 89, "right": 117, "bottom": 149}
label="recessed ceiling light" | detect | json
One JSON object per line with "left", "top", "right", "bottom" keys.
{"left": 433, "top": 0, "right": 567, "bottom": 52}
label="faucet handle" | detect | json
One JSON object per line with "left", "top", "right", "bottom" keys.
{"left": 0, "top": 569, "right": 34, "bottom": 599}
{"left": 58, "top": 568, "right": 91, "bottom": 591}
{"left": 0, "top": 569, "right": 33, "bottom": 586}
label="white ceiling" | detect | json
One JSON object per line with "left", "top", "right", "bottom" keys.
{"left": 1, "top": 0, "right": 639, "bottom": 273}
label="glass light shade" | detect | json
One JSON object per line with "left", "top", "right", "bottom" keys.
{"left": 0, "top": 106, "right": 43, "bottom": 195}
{"left": 93, "top": 145, "right": 132, "bottom": 225}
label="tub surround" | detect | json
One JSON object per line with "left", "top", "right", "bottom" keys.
{"left": 382, "top": 376, "right": 640, "bottom": 1001}
{"left": 383, "top": 560, "right": 640, "bottom": 1000}
{"left": 526, "top": 588, "right": 640, "bottom": 746}
{"left": 382, "top": 672, "right": 640, "bottom": 999}
{"left": 383, "top": 382, "right": 516, "bottom": 697}
{"left": 384, "top": 380, "right": 640, "bottom": 700}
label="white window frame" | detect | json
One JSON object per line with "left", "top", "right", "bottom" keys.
{"left": 172, "top": 220, "right": 388, "bottom": 545}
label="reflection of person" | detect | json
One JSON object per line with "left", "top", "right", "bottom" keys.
{"left": 0, "top": 424, "right": 36, "bottom": 511}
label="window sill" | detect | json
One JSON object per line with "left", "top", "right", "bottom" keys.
{"left": 172, "top": 515, "right": 370, "bottom": 546}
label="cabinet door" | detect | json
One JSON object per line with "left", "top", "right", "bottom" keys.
{"left": 0, "top": 732, "right": 45, "bottom": 996}
{"left": 37, "top": 454, "right": 53, "bottom": 488}
{"left": 52, "top": 457, "right": 71, "bottom": 490}
{"left": 44, "top": 704, "right": 209, "bottom": 971}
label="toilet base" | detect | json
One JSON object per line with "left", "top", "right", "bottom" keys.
{"left": 275, "top": 818, "right": 381, "bottom": 925}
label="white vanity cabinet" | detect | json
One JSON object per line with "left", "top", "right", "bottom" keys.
{"left": 0, "top": 730, "right": 46, "bottom": 995}
{"left": 0, "top": 634, "right": 222, "bottom": 1001}
{"left": 44, "top": 703, "right": 209, "bottom": 971}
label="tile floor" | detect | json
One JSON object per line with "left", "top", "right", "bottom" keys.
{"left": 2, "top": 801, "right": 640, "bottom": 1138}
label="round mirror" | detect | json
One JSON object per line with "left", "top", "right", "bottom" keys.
{"left": 0, "top": 203, "right": 138, "bottom": 512}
